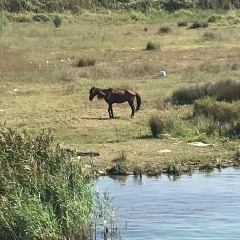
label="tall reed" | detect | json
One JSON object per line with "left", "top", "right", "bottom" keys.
{"left": 0, "top": 125, "right": 94, "bottom": 240}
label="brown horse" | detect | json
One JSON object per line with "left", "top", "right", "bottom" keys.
{"left": 89, "top": 87, "right": 141, "bottom": 118}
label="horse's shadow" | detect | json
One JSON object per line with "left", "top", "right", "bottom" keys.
{"left": 81, "top": 117, "right": 121, "bottom": 120}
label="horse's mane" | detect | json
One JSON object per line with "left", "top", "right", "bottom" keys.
{"left": 96, "top": 88, "right": 107, "bottom": 99}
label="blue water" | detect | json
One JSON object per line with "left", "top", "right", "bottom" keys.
{"left": 95, "top": 168, "right": 240, "bottom": 240}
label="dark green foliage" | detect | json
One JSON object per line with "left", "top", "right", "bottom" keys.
{"left": 75, "top": 58, "right": 96, "bottom": 68}
{"left": 228, "top": 123, "right": 240, "bottom": 138}
{"left": 177, "top": 20, "right": 188, "bottom": 27}
{"left": 189, "top": 20, "right": 208, "bottom": 29}
{"left": 170, "top": 79, "right": 240, "bottom": 105}
{"left": 145, "top": 41, "right": 159, "bottom": 51}
{"left": 108, "top": 151, "right": 128, "bottom": 175}
{"left": 158, "top": 26, "right": 172, "bottom": 34}
{"left": 211, "top": 79, "right": 240, "bottom": 102}
{"left": 0, "top": 126, "right": 93, "bottom": 240}
{"left": 12, "top": 15, "right": 32, "bottom": 23}
{"left": 53, "top": 14, "right": 62, "bottom": 28}
{"left": 193, "top": 98, "right": 239, "bottom": 123}
{"left": 208, "top": 15, "right": 222, "bottom": 23}
{"left": 161, "top": 0, "right": 194, "bottom": 12}
{"left": 149, "top": 115, "right": 165, "bottom": 138}
{"left": 32, "top": 14, "right": 49, "bottom": 22}
{"left": 166, "top": 161, "right": 181, "bottom": 175}
{"left": 171, "top": 84, "right": 206, "bottom": 105}
{"left": 2, "top": 0, "right": 240, "bottom": 13}
{"left": 203, "top": 31, "right": 217, "bottom": 40}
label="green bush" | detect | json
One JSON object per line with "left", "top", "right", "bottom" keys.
{"left": 170, "top": 79, "right": 240, "bottom": 105}
{"left": 0, "top": 15, "right": 7, "bottom": 32}
{"left": 189, "top": 20, "right": 209, "bottom": 29}
{"left": 177, "top": 20, "right": 188, "bottom": 27}
{"left": 145, "top": 41, "right": 159, "bottom": 51}
{"left": 149, "top": 115, "right": 165, "bottom": 138}
{"left": 12, "top": 14, "right": 32, "bottom": 23}
{"left": 203, "top": 31, "right": 217, "bottom": 40}
{"left": 0, "top": 126, "right": 93, "bottom": 240}
{"left": 193, "top": 98, "right": 239, "bottom": 123}
{"left": 53, "top": 14, "right": 62, "bottom": 28}
{"left": 158, "top": 26, "right": 172, "bottom": 34}
{"left": 208, "top": 15, "right": 222, "bottom": 23}
{"left": 75, "top": 58, "right": 96, "bottom": 67}
{"left": 108, "top": 151, "right": 128, "bottom": 175}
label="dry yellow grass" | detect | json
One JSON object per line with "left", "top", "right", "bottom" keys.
{"left": 1, "top": 12, "right": 240, "bottom": 174}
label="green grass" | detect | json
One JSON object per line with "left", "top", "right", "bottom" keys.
{"left": 1, "top": 10, "right": 240, "bottom": 174}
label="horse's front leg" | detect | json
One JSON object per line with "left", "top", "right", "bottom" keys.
{"left": 108, "top": 104, "right": 114, "bottom": 118}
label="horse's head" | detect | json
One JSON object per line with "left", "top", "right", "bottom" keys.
{"left": 89, "top": 87, "right": 99, "bottom": 101}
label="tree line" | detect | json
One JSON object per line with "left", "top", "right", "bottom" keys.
{"left": 0, "top": 0, "right": 240, "bottom": 13}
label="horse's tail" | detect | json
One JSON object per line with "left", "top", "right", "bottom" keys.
{"left": 135, "top": 91, "right": 141, "bottom": 111}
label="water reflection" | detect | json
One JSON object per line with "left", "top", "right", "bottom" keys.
{"left": 95, "top": 168, "right": 240, "bottom": 240}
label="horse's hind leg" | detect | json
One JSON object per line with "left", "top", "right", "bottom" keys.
{"left": 108, "top": 104, "right": 114, "bottom": 118}
{"left": 128, "top": 101, "right": 135, "bottom": 118}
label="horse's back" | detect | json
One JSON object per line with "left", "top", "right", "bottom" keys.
{"left": 109, "top": 88, "right": 135, "bottom": 103}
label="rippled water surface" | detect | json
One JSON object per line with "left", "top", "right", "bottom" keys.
{"left": 95, "top": 168, "right": 240, "bottom": 240}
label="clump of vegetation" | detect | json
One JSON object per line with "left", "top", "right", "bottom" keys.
{"left": 75, "top": 58, "right": 96, "bottom": 67}
{"left": 199, "top": 163, "right": 214, "bottom": 172}
{"left": 145, "top": 41, "right": 159, "bottom": 51}
{"left": 107, "top": 151, "right": 128, "bottom": 175}
{"left": 0, "top": 126, "right": 94, "bottom": 240}
{"left": 32, "top": 14, "right": 49, "bottom": 22}
{"left": 12, "top": 14, "right": 32, "bottom": 22}
{"left": 0, "top": 15, "right": 7, "bottom": 32}
{"left": 193, "top": 98, "right": 239, "bottom": 123}
{"left": 165, "top": 161, "right": 181, "bottom": 175}
{"left": 158, "top": 26, "right": 172, "bottom": 34}
{"left": 169, "top": 79, "right": 240, "bottom": 105}
{"left": 177, "top": 20, "right": 188, "bottom": 27}
{"left": 189, "top": 20, "right": 209, "bottom": 29}
{"left": 144, "top": 164, "right": 162, "bottom": 176}
{"left": 203, "top": 31, "right": 217, "bottom": 40}
{"left": 149, "top": 115, "right": 166, "bottom": 138}
{"left": 208, "top": 15, "right": 222, "bottom": 23}
{"left": 53, "top": 14, "right": 62, "bottom": 28}
{"left": 133, "top": 164, "right": 142, "bottom": 177}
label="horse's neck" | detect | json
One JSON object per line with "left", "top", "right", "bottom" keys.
{"left": 98, "top": 89, "right": 110, "bottom": 99}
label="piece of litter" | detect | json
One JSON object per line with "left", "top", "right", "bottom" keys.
{"left": 188, "top": 142, "right": 212, "bottom": 147}
{"left": 158, "top": 149, "right": 172, "bottom": 153}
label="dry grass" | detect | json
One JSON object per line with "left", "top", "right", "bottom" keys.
{"left": 1, "top": 12, "right": 240, "bottom": 173}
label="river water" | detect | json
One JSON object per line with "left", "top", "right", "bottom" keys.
{"left": 94, "top": 167, "right": 240, "bottom": 240}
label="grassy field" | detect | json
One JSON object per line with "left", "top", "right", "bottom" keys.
{"left": 1, "top": 10, "right": 240, "bottom": 174}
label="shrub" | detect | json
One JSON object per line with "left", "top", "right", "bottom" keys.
{"left": 149, "top": 115, "right": 165, "bottom": 138}
{"left": 169, "top": 79, "right": 240, "bottom": 105}
{"left": 53, "top": 14, "right": 62, "bottom": 28}
{"left": 145, "top": 41, "right": 159, "bottom": 51}
{"left": 12, "top": 15, "right": 32, "bottom": 23}
{"left": 107, "top": 151, "right": 128, "bottom": 175}
{"left": 0, "top": 126, "right": 93, "bottom": 240}
{"left": 0, "top": 15, "right": 7, "bottom": 32}
{"left": 166, "top": 161, "right": 181, "bottom": 175}
{"left": 171, "top": 84, "right": 206, "bottom": 105}
{"left": 158, "top": 26, "right": 172, "bottom": 34}
{"left": 177, "top": 20, "right": 188, "bottom": 27}
{"left": 189, "top": 20, "right": 208, "bottom": 29}
{"left": 208, "top": 15, "right": 221, "bottom": 23}
{"left": 203, "top": 32, "right": 217, "bottom": 40}
{"left": 212, "top": 79, "right": 240, "bottom": 101}
{"left": 32, "top": 14, "right": 50, "bottom": 22}
{"left": 193, "top": 98, "right": 239, "bottom": 123}
{"left": 75, "top": 58, "right": 96, "bottom": 67}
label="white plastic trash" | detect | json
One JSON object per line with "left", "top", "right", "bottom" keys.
{"left": 160, "top": 70, "right": 166, "bottom": 77}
